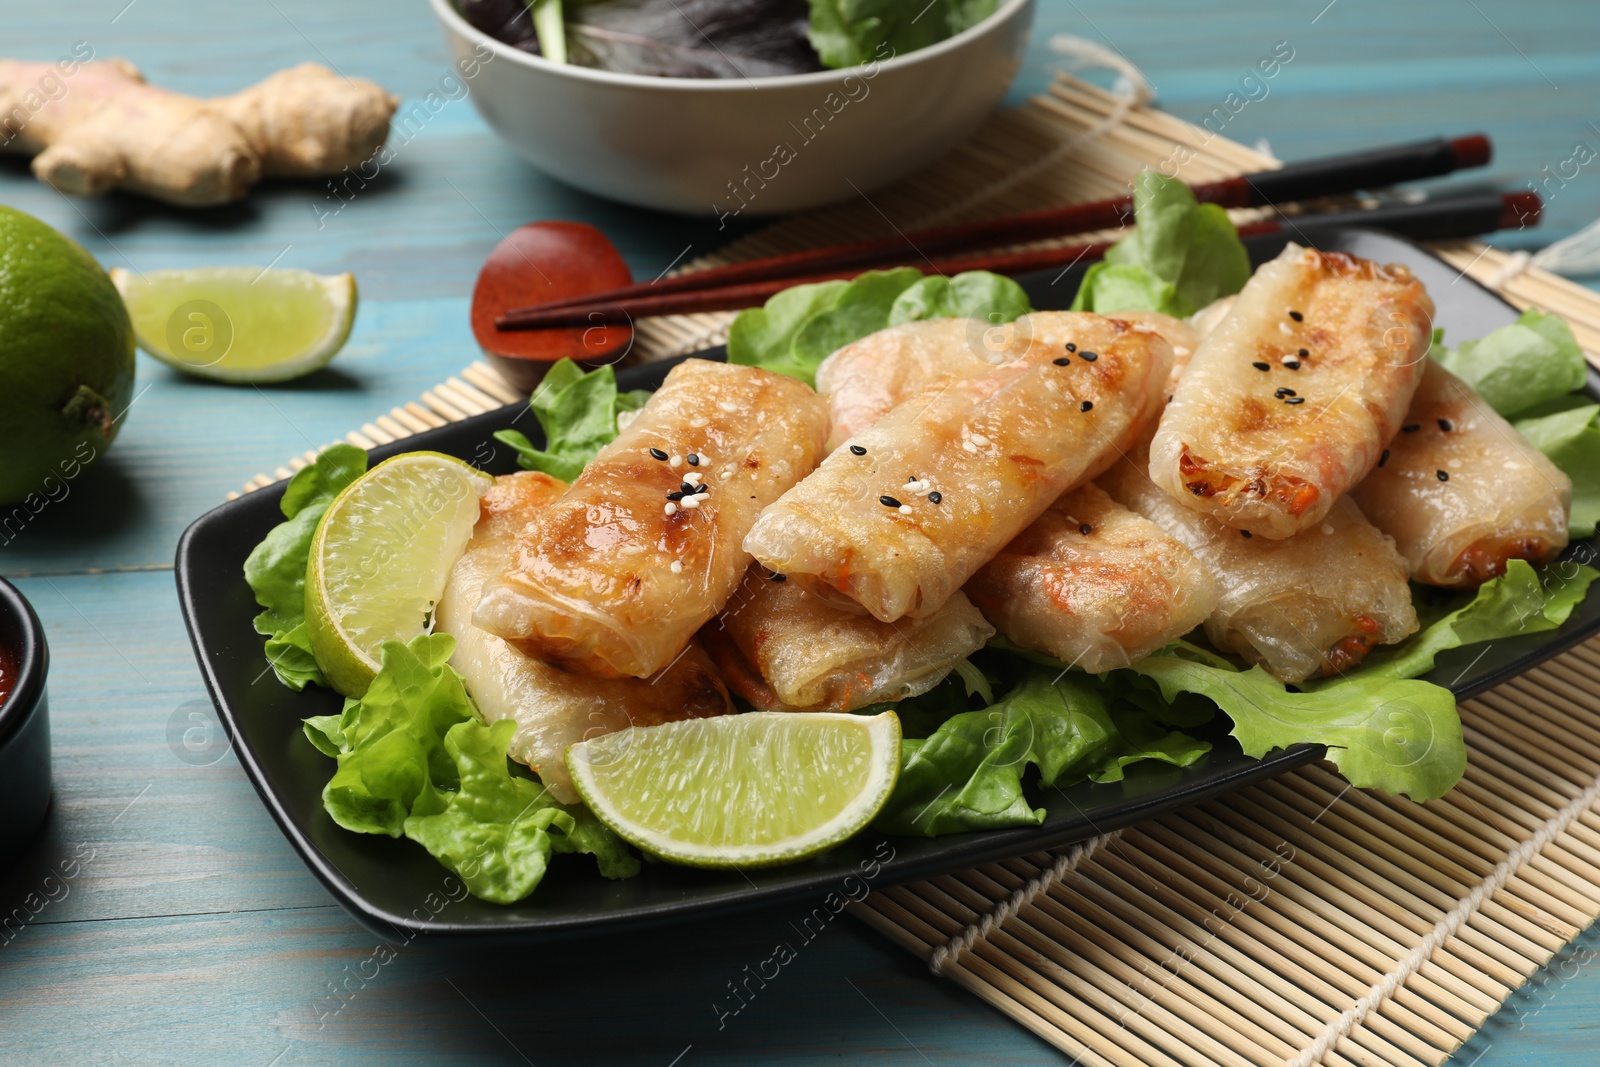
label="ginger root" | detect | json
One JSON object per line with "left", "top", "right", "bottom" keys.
{"left": 0, "top": 59, "right": 399, "bottom": 207}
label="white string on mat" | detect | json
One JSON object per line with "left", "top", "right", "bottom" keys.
{"left": 927, "top": 829, "right": 1121, "bottom": 977}
{"left": 1487, "top": 214, "right": 1600, "bottom": 289}
{"left": 1285, "top": 770, "right": 1600, "bottom": 1067}
{"left": 904, "top": 35, "right": 1154, "bottom": 231}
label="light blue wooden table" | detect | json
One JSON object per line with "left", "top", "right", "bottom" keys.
{"left": 2, "top": 1, "right": 1598, "bottom": 1063}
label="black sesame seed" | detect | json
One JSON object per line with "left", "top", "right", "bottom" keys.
{"left": 666, "top": 491, "right": 685, "bottom": 501}
{"left": 1284, "top": 396, "right": 1306, "bottom": 405}
{"left": 1080, "top": 400, "right": 1094, "bottom": 412}
{"left": 687, "top": 453, "right": 700, "bottom": 466}
{"left": 648, "top": 447, "right": 668, "bottom": 461}
{"left": 1298, "top": 348, "right": 1309, "bottom": 358}
{"left": 1275, "top": 387, "right": 1297, "bottom": 398}
{"left": 1284, "top": 360, "right": 1302, "bottom": 370}
{"left": 849, "top": 445, "right": 867, "bottom": 456}
{"left": 1252, "top": 361, "right": 1271, "bottom": 371}
{"left": 694, "top": 483, "right": 710, "bottom": 495}
{"left": 1053, "top": 357, "right": 1071, "bottom": 366}
{"left": 1379, "top": 449, "right": 1391, "bottom": 468}
{"left": 1288, "top": 310, "right": 1304, "bottom": 322}
{"left": 680, "top": 482, "right": 696, "bottom": 494}
{"left": 1079, "top": 523, "right": 1093, "bottom": 535}
{"left": 1065, "top": 342, "right": 1077, "bottom": 352}
{"left": 1241, "top": 530, "right": 1253, "bottom": 539}
{"left": 1402, "top": 424, "right": 1420, "bottom": 433}
{"left": 1437, "top": 469, "right": 1449, "bottom": 482}
{"left": 770, "top": 572, "right": 786, "bottom": 582}
{"left": 1437, "top": 418, "right": 1453, "bottom": 432}
{"left": 880, "top": 495, "right": 902, "bottom": 508}
{"left": 928, "top": 491, "right": 942, "bottom": 504}
{"left": 1079, "top": 350, "right": 1098, "bottom": 362}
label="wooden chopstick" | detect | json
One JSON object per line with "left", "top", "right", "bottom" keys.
{"left": 496, "top": 133, "right": 1492, "bottom": 327}
{"left": 494, "top": 190, "right": 1539, "bottom": 330}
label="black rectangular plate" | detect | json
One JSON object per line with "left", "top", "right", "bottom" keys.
{"left": 176, "top": 229, "right": 1600, "bottom": 943}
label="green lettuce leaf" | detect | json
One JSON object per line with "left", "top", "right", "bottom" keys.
{"left": 403, "top": 718, "right": 640, "bottom": 904}
{"left": 309, "top": 633, "right": 475, "bottom": 836}
{"left": 888, "top": 271, "right": 1032, "bottom": 326}
{"left": 875, "top": 668, "right": 1209, "bottom": 836}
{"left": 306, "top": 633, "right": 639, "bottom": 903}
{"left": 790, "top": 268, "right": 924, "bottom": 370}
{"left": 493, "top": 358, "right": 651, "bottom": 481}
{"left": 1073, "top": 170, "right": 1251, "bottom": 317}
{"left": 1352, "top": 559, "right": 1598, "bottom": 681}
{"left": 807, "top": 0, "right": 999, "bottom": 69}
{"left": 243, "top": 443, "right": 368, "bottom": 690}
{"left": 1123, "top": 644, "right": 1465, "bottom": 801}
{"left": 1434, "top": 309, "right": 1587, "bottom": 418}
{"left": 727, "top": 268, "right": 1031, "bottom": 387}
{"left": 1515, "top": 402, "right": 1600, "bottom": 537}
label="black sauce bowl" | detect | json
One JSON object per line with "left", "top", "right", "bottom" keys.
{"left": 0, "top": 577, "right": 51, "bottom": 856}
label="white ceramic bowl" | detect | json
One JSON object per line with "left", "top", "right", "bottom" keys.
{"left": 430, "top": 0, "right": 1034, "bottom": 216}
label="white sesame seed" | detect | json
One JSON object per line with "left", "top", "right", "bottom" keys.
{"left": 684, "top": 472, "right": 704, "bottom": 486}
{"left": 670, "top": 561, "right": 684, "bottom": 574}
{"left": 680, "top": 495, "right": 701, "bottom": 509}
{"left": 717, "top": 401, "right": 739, "bottom": 413}
{"left": 689, "top": 416, "right": 709, "bottom": 428}
{"left": 962, "top": 441, "right": 978, "bottom": 453}
{"left": 970, "top": 433, "right": 991, "bottom": 447}
{"left": 669, "top": 454, "right": 683, "bottom": 468}
{"left": 697, "top": 452, "right": 711, "bottom": 463}
{"left": 1280, "top": 355, "right": 1297, "bottom": 365}
{"left": 898, "top": 505, "right": 912, "bottom": 515}
{"left": 720, "top": 469, "right": 733, "bottom": 480}
{"left": 664, "top": 502, "right": 678, "bottom": 516}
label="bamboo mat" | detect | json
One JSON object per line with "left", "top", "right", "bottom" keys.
{"left": 228, "top": 71, "right": 1600, "bottom": 1067}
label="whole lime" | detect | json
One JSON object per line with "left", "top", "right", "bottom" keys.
{"left": 0, "top": 205, "right": 135, "bottom": 505}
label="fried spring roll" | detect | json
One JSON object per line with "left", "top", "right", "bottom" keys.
{"left": 965, "top": 484, "right": 1218, "bottom": 672}
{"left": 745, "top": 312, "right": 1173, "bottom": 623}
{"left": 437, "top": 473, "right": 731, "bottom": 803}
{"left": 1352, "top": 360, "right": 1571, "bottom": 587}
{"left": 475, "top": 359, "right": 829, "bottom": 678}
{"left": 701, "top": 564, "right": 994, "bottom": 711}
{"left": 1103, "top": 454, "right": 1418, "bottom": 683}
{"left": 815, "top": 319, "right": 1004, "bottom": 451}
{"left": 1150, "top": 244, "right": 1434, "bottom": 538}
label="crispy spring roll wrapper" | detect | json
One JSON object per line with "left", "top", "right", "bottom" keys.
{"left": 815, "top": 319, "right": 1005, "bottom": 451}
{"left": 474, "top": 359, "right": 829, "bottom": 678}
{"left": 1352, "top": 361, "right": 1571, "bottom": 587}
{"left": 745, "top": 312, "right": 1173, "bottom": 623}
{"left": 701, "top": 564, "right": 994, "bottom": 711}
{"left": 965, "top": 483, "right": 1218, "bottom": 672}
{"left": 1103, "top": 451, "right": 1418, "bottom": 683}
{"left": 1150, "top": 244, "right": 1435, "bottom": 539}
{"left": 437, "top": 473, "right": 731, "bottom": 804}
{"left": 815, "top": 313, "right": 1197, "bottom": 452}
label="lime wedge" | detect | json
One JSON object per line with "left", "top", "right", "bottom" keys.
{"left": 305, "top": 452, "right": 492, "bottom": 697}
{"left": 110, "top": 266, "right": 356, "bottom": 383}
{"left": 567, "top": 711, "right": 901, "bottom": 868}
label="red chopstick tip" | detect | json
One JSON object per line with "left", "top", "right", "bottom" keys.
{"left": 1449, "top": 134, "right": 1492, "bottom": 169}
{"left": 1501, "top": 191, "right": 1543, "bottom": 231}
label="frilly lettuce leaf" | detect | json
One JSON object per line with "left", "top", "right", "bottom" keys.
{"left": 1073, "top": 170, "right": 1251, "bottom": 317}
{"left": 1352, "top": 559, "right": 1597, "bottom": 681}
{"left": 305, "top": 633, "right": 639, "bottom": 903}
{"left": 875, "top": 668, "right": 1209, "bottom": 836}
{"left": 1514, "top": 402, "right": 1600, "bottom": 538}
{"left": 727, "top": 268, "right": 1031, "bottom": 387}
{"left": 1434, "top": 309, "right": 1587, "bottom": 418}
{"left": 806, "top": 0, "right": 999, "bottom": 69}
{"left": 493, "top": 358, "right": 651, "bottom": 482}
{"left": 243, "top": 442, "right": 368, "bottom": 690}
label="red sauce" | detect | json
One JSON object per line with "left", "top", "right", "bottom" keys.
{"left": 0, "top": 639, "right": 14, "bottom": 708}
